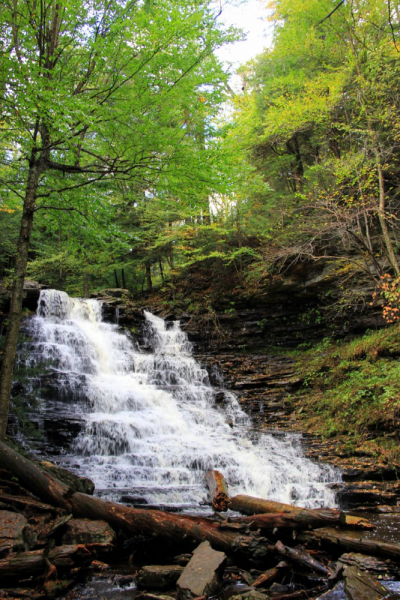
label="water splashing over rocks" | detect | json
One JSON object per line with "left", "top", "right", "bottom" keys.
{"left": 24, "top": 289, "right": 338, "bottom": 510}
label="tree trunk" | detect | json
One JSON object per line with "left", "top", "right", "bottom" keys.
{"left": 204, "top": 470, "right": 230, "bottom": 512}
{"left": 229, "top": 495, "right": 373, "bottom": 530}
{"left": 146, "top": 260, "right": 152, "bottom": 291}
{"left": 0, "top": 545, "right": 92, "bottom": 579}
{"left": 230, "top": 511, "right": 347, "bottom": 531}
{"left": 0, "top": 159, "right": 42, "bottom": 440}
{"left": 274, "top": 540, "right": 330, "bottom": 576}
{"left": 114, "top": 269, "right": 120, "bottom": 288}
{"left": 376, "top": 155, "right": 400, "bottom": 275}
{"left": 298, "top": 527, "right": 400, "bottom": 561}
{"left": 121, "top": 268, "right": 126, "bottom": 289}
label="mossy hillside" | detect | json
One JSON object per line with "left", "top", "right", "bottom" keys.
{"left": 291, "top": 326, "right": 400, "bottom": 462}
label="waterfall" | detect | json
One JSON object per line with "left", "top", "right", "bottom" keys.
{"left": 24, "top": 289, "right": 338, "bottom": 510}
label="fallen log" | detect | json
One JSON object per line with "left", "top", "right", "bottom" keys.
{"left": 0, "top": 441, "right": 268, "bottom": 559}
{"left": 252, "top": 566, "right": 281, "bottom": 588}
{"left": 229, "top": 511, "right": 346, "bottom": 531}
{"left": 0, "top": 545, "right": 92, "bottom": 578}
{"left": 0, "top": 490, "right": 61, "bottom": 513}
{"left": 298, "top": 527, "right": 400, "bottom": 561}
{"left": 204, "top": 470, "right": 230, "bottom": 512}
{"left": 274, "top": 540, "right": 331, "bottom": 576}
{"left": 229, "top": 495, "right": 374, "bottom": 529}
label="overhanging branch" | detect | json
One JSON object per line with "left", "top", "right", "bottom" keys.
{"left": 317, "top": 0, "right": 346, "bottom": 26}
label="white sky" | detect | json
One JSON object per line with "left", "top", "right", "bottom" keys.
{"left": 216, "top": 0, "right": 273, "bottom": 69}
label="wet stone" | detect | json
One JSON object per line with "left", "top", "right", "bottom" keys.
{"left": 343, "top": 565, "right": 388, "bottom": 600}
{"left": 315, "top": 582, "right": 345, "bottom": 599}
{"left": 332, "top": 481, "right": 400, "bottom": 510}
{"left": 136, "top": 565, "right": 184, "bottom": 590}
{"left": 230, "top": 591, "right": 271, "bottom": 600}
{"left": 62, "top": 518, "right": 116, "bottom": 546}
{"left": 0, "top": 510, "right": 27, "bottom": 555}
{"left": 177, "top": 541, "right": 226, "bottom": 600}
{"left": 40, "top": 461, "right": 95, "bottom": 495}
{"left": 339, "top": 552, "right": 400, "bottom": 578}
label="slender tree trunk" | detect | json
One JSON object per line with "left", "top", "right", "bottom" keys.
{"left": 121, "top": 268, "right": 126, "bottom": 289}
{"left": 146, "top": 260, "right": 152, "bottom": 291}
{"left": 236, "top": 207, "right": 243, "bottom": 277}
{"left": 83, "top": 272, "right": 89, "bottom": 297}
{"left": 364, "top": 211, "right": 373, "bottom": 255}
{"left": 159, "top": 259, "right": 164, "bottom": 281}
{"left": 376, "top": 154, "right": 400, "bottom": 275}
{"left": 293, "top": 133, "right": 304, "bottom": 191}
{"left": 0, "top": 160, "right": 42, "bottom": 440}
{"left": 114, "top": 269, "right": 120, "bottom": 288}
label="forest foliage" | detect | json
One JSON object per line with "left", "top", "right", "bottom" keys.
{"left": 1, "top": 0, "right": 400, "bottom": 305}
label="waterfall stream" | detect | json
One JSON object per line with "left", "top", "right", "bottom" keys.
{"left": 23, "top": 289, "right": 338, "bottom": 511}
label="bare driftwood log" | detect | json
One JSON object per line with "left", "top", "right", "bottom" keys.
{"left": 299, "top": 527, "right": 400, "bottom": 561}
{"left": 229, "top": 495, "right": 374, "bottom": 529}
{"left": 204, "top": 470, "right": 230, "bottom": 512}
{"left": 274, "top": 540, "right": 331, "bottom": 576}
{"left": 0, "top": 441, "right": 268, "bottom": 559}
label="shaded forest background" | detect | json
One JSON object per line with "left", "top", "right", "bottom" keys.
{"left": 1, "top": 0, "right": 400, "bottom": 314}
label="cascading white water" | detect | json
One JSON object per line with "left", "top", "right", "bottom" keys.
{"left": 27, "top": 289, "right": 338, "bottom": 510}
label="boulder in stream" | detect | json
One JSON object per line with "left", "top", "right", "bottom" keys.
{"left": 40, "top": 461, "right": 95, "bottom": 495}
{"left": 137, "top": 565, "right": 184, "bottom": 590}
{"left": 177, "top": 541, "right": 226, "bottom": 600}
{"left": 62, "top": 518, "right": 116, "bottom": 547}
{"left": 343, "top": 565, "right": 388, "bottom": 600}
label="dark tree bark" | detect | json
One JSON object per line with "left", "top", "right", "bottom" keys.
{"left": 299, "top": 527, "right": 400, "bottom": 561}
{"left": 0, "top": 157, "right": 44, "bottom": 440}
{"left": 229, "top": 495, "right": 373, "bottom": 530}
{"left": 0, "top": 545, "right": 92, "bottom": 579}
{"left": 274, "top": 540, "right": 331, "bottom": 576}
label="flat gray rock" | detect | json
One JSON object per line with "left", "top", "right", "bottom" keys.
{"left": 343, "top": 565, "right": 387, "bottom": 600}
{"left": 0, "top": 510, "right": 27, "bottom": 554}
{"left": 177, "top": 541, "right": 226, "bottom": 600}
{"left": 137, "top": 565, "right": 184, "bottom": 590}
{"left": 62, "top": 518, "right": 116, "bottom": 545}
